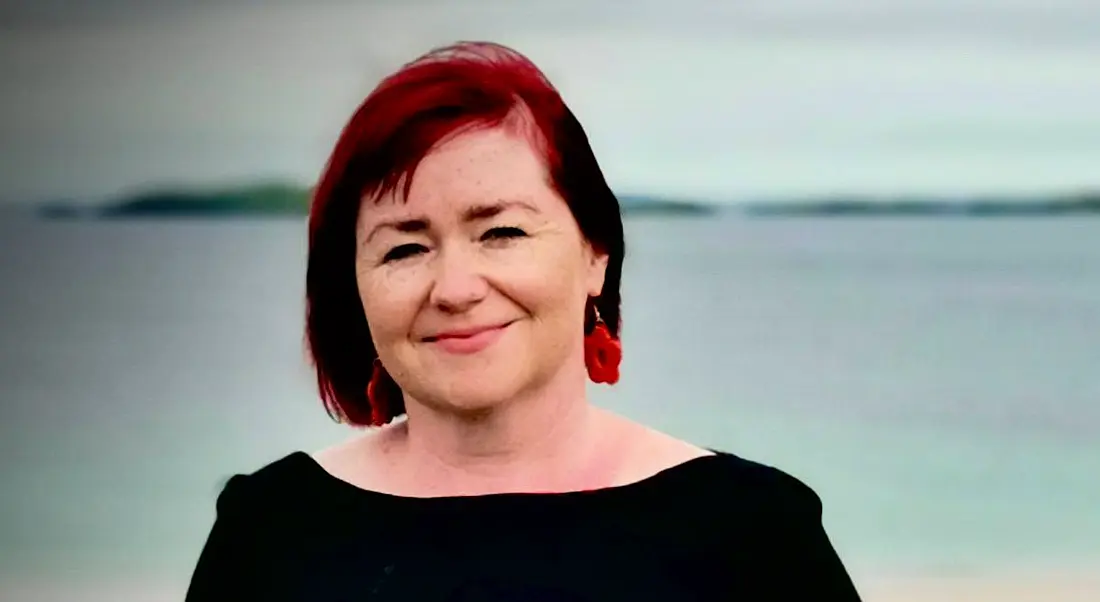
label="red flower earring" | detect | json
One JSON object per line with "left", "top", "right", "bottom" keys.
{"left": 585, "top": 306, "right": 621, "bottom": 384}
{"left": 366, "top": 358, "right": 390, "bottom": 427}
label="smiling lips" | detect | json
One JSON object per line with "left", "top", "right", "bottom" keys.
{"left": 423, "top": 322, "right": 513, "bottom": 354}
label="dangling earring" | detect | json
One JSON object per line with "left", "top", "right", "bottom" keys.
{"left": 366, "top": 358, "right": 390, "bottom": 427}
{"left": 585, "top": 304, "right": 621, "bottom": 384}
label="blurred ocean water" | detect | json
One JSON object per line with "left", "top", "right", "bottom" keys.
{"left": 0, "top": 214, "right": 1097, "bottom": 590}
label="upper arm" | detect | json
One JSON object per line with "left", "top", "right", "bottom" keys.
{"left": 185, "top": 475, "right": 256, "bottom": 601}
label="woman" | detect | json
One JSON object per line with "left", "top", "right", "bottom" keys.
{"left": 185, "top": 41, "right": 862, "bottom": 600}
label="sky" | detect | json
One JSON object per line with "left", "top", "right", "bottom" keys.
{"left": 1, "top": 0, "right": 1099, "bottom": 204}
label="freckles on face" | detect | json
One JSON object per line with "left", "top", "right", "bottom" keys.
{"left": 352, "top": 221, "right": 432, "bottom": 368}
{"left": 357, "top": 125, "right": 592, "bottom": 290}
{"left": 351, "top": 124, "right": 608, "bottom": 405}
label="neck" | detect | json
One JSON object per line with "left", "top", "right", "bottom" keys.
{"left": 392, "top": 369, "right": 619, "bottom": 496}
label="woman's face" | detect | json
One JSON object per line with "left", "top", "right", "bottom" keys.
{"left": 355, "top": 125, "right": 608, "bottom": 414}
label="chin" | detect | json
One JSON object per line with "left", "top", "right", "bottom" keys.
{"left": 405, "top": 364, "right": 529, "bottom": 415}
{"left": 445, "top": 376, "right": 526, "bottom": 413}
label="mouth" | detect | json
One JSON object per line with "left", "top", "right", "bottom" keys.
{"left": 422, "top": 321, "right": 515, "bottom": 354}
{"left": 423, "top": 321, "right": 514, "bottom": 342}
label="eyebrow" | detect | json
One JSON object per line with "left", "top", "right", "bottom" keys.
{"left": 365, "top": 199, "right": 539, "bottom": 243}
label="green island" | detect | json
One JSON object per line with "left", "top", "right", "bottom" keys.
{"left": 29, "top": 184, "right": 1100, "bottom": 219}
{"left": 35, "top": 182, "right": 716, "bottom": 219}
{"left": 739, "top": 191, "right": 1100, "bottom": 217}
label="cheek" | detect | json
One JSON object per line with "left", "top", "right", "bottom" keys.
{"left": 356, "top": 263, "right": 428, "bottom": 342}
{"left": 494, "top": 241, "right": 589, "bottom": 318}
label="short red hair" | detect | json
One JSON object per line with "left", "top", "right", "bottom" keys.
{"left": 305, "top": 41, "right": 625, "bottom": 426}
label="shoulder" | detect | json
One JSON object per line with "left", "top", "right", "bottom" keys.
{"left": 208, "top": 450, "right": 328, "bottom": 519}
{"left": 612, "top": 416, "right": 822, "bottom": 517}
{"left": 662, "top": 452, "right": 830, "bottom": 560}
{"left": 677, "top": 450, "right": 824, "bottom": 524}
{"left": 187, "top": 450, "right": 327, "bottom": 592}
{"left": 714, "top": 451, "right": 821, "bottom": 505}
{"left": 614, "top": 448, "right": 838, "bottom": 578}
{"left": 698, "top": 452, "right": 863, "bottom": 597}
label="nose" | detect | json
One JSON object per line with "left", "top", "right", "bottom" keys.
{"left": 428, "top": 245, "right": 488, "bottom": 314}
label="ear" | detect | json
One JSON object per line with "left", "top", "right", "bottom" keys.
{"left": 583, "top": 241, "right": 609, "bottom": 298}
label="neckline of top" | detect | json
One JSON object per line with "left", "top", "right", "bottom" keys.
{"left": 285, "top": 448, "right": 730, "bottom": 506}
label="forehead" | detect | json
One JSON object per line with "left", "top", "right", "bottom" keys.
{"left": 377, "top": 126, "right": 557, "bottom": 216}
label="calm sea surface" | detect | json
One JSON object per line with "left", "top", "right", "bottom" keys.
{"left": 1, "top": 215, "right": 1098, "bottom": 592}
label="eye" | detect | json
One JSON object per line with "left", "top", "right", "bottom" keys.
{"left": 481, "top": 226, "right": 528, "bottom": 241}
{"left": 382, "top": 243, "right": 427, "bottom": 263}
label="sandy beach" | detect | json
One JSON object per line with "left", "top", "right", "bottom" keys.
{"left": 5, "top": 569, "right": 1099, "bottom": 602}
{"left": 2, "top": 581, "right": 183, "bottom": 602}
{"left": 859, "top": 569, "right": 1100, "bottom": 602}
